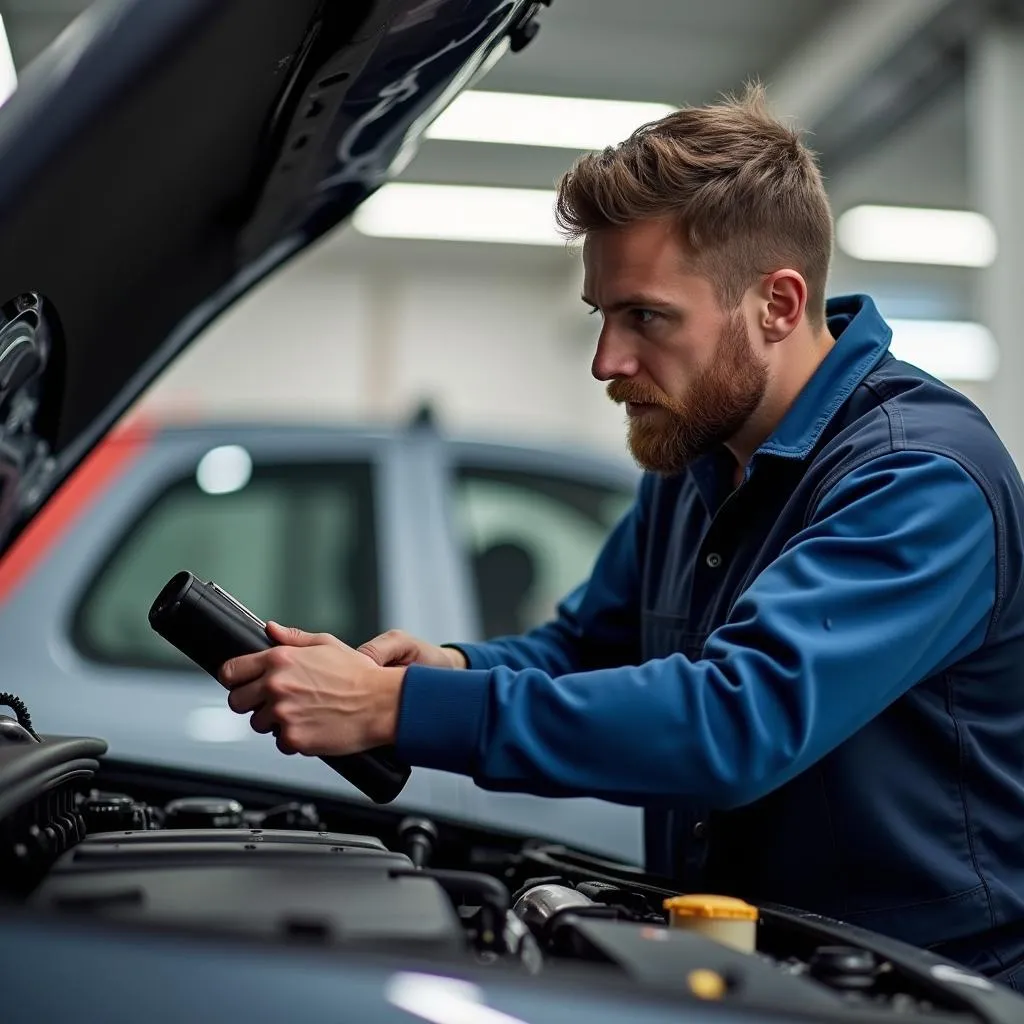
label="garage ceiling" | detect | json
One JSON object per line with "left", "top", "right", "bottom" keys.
{"left": 0, "top": 0, "right": 976, "bottom": 320}
{"left": 0, "top": 0, "right": 846, "bottom": 101}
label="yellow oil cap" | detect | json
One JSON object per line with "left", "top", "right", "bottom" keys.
{"left": 664, "top": 894, "right": 759, "bottom": 953}
{"left": 664, "top": 894, "right": 758, "bottom": 921}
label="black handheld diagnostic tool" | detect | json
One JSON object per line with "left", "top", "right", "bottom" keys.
{"left": 148, "top": 570, "right": 411, "bottom": 804}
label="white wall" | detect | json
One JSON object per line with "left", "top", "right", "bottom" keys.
{"left": 138, "top": 225, "right": 632, "bottom": 456}
{"left": 142, "top": 240, "right": 375, "bottom": 424}
{"left": 138, "top": 91, "right": 991, "bottom": 456}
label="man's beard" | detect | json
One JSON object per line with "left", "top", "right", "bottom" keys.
{"left": 607, "top": 313, "right": 769, "bottom": 475}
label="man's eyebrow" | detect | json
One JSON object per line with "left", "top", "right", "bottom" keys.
{"left": 580, "top": 293, "right": 676, "bottom": 312}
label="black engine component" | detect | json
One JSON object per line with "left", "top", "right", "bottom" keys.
{"left": 31, "top": 827, "right": 466, "bottom": 953}
{"left": 1, "top": 704, "right": 1020, "bottom": 1022}
{"left": 398, "top": 815, "right": 437, "bottom": 869}
{"left": 260, "top": 801, "right": 322, "bottom": 831}
{"left": 163, "top": 796, "right": 244, "bottom": 830}
{"left": 557, "top": 917, "right": 847, "bottom": 1013}
{"left": 391, "top": 865, "right": 510, "bottom": 953}
{"left": 808, "top": 945, "right": 880, "bottom": 992}
{"left": 0, "top": 711, "right": 36, "bottom": 746}
{"left": 0, "top": 727, "right": 106, "bottom": 895}
{"left": 0, "top": 691, "right": 40, "bottom": 740}
{"left": 574, "top": 879, "right": 663, "bottom": 919}
{"left": 507, "top": 842, "right": 680, "bottom": 903}
{"left": 80, "top": 792, "right": 146, "bottom": 833}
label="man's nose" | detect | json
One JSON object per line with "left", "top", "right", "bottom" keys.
{"left": 591, "top": 329, "right": 639, "bottom": 382}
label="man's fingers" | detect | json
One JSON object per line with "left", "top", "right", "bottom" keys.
{"left": 266, "top": 621, "right": 339, "bottom": 648}
{"left": 222, "top": 626, "right": 342, "bottom": 687}
{"left": 276, "top": 733, "right": 299, "bottom": 756}
{"left": 249, "top": 706, "right": 277, "bottom": 735}
{"left": 226, "top": 681, "right": 264, "bottom": 716}
{"left": 219, "top": 652, "right": 266, "bottom": 688}
{"left": 358, "top": 630, "right": 414, "bottom": 666}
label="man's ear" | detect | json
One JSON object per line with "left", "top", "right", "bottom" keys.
{"left": 759, "top": 270, "right": 807, "bottom": 343}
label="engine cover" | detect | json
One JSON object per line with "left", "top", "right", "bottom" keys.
{"left": 30, "top": 827, "right": 465, "bottom": 952}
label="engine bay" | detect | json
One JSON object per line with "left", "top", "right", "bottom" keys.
{"left": 1, "top": 708, "right": 1021, "bottom": 1023}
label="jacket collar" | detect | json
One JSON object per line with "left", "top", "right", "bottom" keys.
{"left": 756, "top": 293, "right": 892, "bottom": 460}
{"left": 686, "top": 294, "right": 891, "bottom": 512}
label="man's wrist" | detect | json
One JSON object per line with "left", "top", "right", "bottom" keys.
{"left": 370, "top": 666, "right": 407, "bottom": 746}
{"left": 441, "top": 644, "right": 468, "bottom": 670}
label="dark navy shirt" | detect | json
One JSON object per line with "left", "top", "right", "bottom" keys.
{"left": 397, "top": 294, "right": 1024, "bottom": 983}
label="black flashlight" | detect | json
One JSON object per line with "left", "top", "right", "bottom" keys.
{"left": 148, "top": 570, "right": 411, "bottom": 805}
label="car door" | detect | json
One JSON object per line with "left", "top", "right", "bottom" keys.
{"left": 423, "top": 439, "right": 646, "bottom": 864}
{"left": 0, "top": 425, "right": 443, "bottom": 805}
{"left": 0, "top": 423, "right": 644, "bottom": 863}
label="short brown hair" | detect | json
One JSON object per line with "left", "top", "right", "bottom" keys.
{"left": 554, "top": 82, "right": 834, "bottom": 327}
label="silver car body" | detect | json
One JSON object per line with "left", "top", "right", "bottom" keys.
{"left": 0, "top": 418, "right": 645, "bottom": 862}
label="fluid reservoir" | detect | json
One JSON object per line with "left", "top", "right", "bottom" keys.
{"left": 663, "top": 894, "right": 758, "bottom": 953}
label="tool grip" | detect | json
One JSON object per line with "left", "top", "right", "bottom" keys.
{"left": 148, "top": 570, "right": 411, "bottom": 804}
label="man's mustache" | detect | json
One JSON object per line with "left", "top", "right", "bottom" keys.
{"left": 606, "top": 379, "right": 672, "bottom": 407}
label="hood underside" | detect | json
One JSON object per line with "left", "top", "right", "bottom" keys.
{"left": 0, "top": 0, "right": 541, "bottom": 554}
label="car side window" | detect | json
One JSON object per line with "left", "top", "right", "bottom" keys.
{"left": 452, "top": 465, "right": 635, "bottom": 638}
{"left": 73, "top": 459, "right": 380, "bottom": 671}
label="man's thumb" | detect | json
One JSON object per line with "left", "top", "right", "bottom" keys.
{"left": 266, "top": 621, "right": 330, "bottom": 647}
{"left": 357, "top": 632, "right": 411, "bottom": 666}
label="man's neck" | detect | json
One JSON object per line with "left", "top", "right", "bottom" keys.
{"left": 726, "top": 324, "right": 837, "bottom": 474}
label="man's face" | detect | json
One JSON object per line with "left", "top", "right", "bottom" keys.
{"left": 582, "top": 217, "right": 769, "bottom": 475}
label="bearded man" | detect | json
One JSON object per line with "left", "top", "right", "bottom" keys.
{"left": 216, "top": 84, "right": 1024, "bottom": 985}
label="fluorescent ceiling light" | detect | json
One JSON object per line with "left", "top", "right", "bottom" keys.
{"left": 837, "top": 205, "right": 997, "bottom": 267}
{"left": 888, "top": 319, "right": 998, "bottom": 381}
{"left": 353, "top": 183, "right": 563, "bottom": 246}
{"left": 426, "top": 90, "right": 675, "bottom": 150}
{"left": 0, "top": 15, "right": 17, "bottom": 107}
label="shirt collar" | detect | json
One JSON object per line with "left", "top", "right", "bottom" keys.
{"left": 756, "top": 293, "right": 892, "bottom": 460}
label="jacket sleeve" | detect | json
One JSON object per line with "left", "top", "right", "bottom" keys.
{"left": 395, "top": 450, "right": 997, "bottom": 807}
{"left": 446, "top": 474, "right": 651, "bottom": 677}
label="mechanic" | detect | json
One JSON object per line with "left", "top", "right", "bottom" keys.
{"left": 217, "top": 83, "right": 1024, "bottom": 983}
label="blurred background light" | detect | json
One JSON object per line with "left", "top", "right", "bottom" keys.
{"left": 425, "top": 90, "right": 676, "bottom": 150}
{"left": 386, "top": 972, "right": 529, "bottom": 1024}
{"left": 196, "top": 445, "right": 253, "bottom": 495}
{"left": 837, "top": 205, "right": 997, "bottom": 268}
{"left": 185, "top": 706, "right": 251, "bottom": 743}
{"left": 0, "top": 15, "right": 17, "bottom": 106}
{"left": 888, "top": 320, "right": 998, "bottom": 382}
{"left": 353, "top": 184, "right": 563, "bottom": 246}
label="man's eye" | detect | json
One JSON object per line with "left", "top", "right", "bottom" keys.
{"left": 632, "top": 308, "right": 657, "bottom": 324}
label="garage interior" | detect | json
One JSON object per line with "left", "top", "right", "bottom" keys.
{"left": 1, "top": 0, "right": 1015, "bottom": 464}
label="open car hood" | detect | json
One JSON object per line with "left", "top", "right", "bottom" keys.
{"left": 0, "top": 0, "right": 544, "bottom": 555}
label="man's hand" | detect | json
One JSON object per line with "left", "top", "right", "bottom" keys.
{"left": 218, "top": 622, "right": 405, "bottom": 757}
{"left": 358, "top": 629, "right": 467, "bottom": 670}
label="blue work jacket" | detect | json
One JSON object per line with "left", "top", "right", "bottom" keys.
{"left": 397, "top": 294, "right": 1024, "bottom": 983}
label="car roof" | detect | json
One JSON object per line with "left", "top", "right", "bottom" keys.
{"left": 127, "top": 416, "right": 642, "bottom": 483}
